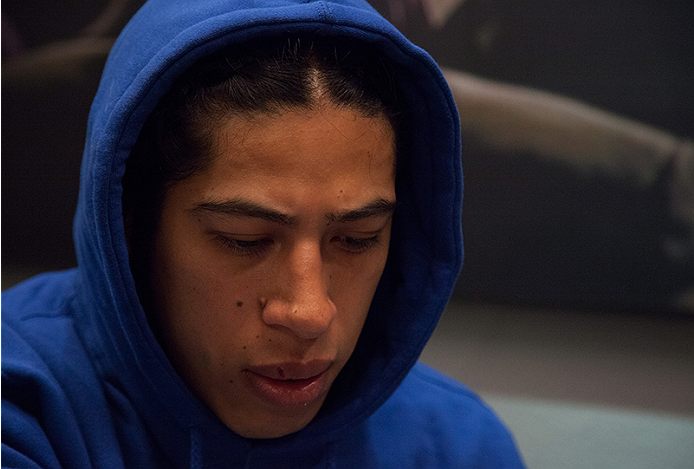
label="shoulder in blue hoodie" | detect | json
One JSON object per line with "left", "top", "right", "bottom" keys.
{"left": 2, "top": 0, "right": 525, "bottom": 467}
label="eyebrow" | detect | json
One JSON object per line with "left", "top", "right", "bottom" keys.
{"left": 192, "top": 197, "right": 397, "bottom": 226}
{"left": 326, "top": 198, "right": 398, "bottom": 223}
{"left": 193, "top": 199, "right": 297, "bottom": 226}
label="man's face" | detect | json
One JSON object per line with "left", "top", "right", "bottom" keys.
{"left": 148, "top": 104, "right": 396, "bottom": 438}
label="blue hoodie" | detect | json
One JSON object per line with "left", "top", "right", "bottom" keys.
{"left": 1, "top": 0, "right": 525, "bottom": 467}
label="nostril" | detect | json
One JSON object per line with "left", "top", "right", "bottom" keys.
{"left": 260, "top": 295, "right": 336, "bottom": 340}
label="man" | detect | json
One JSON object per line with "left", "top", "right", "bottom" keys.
{"left": 1, "top": 0, "right": 525, "bottom": 466}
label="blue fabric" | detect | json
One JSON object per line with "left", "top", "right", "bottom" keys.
{"left": 2, "top": 0, "right": 524, "bottom": 467}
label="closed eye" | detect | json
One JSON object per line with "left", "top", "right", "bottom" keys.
{"left": 332, "top": 233, "right": 382, "bottom": 254}
{"left": 213, "top": 234, "right": 274, "bottom": 256}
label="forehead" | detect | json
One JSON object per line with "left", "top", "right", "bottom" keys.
{"left": 165, "top": 105, "right": 397, "bottom": 217}
{"left": 208, "top": 105, "right": 396, "bottom": 184}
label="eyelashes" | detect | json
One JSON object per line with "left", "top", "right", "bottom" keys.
{"left": 212, "top": 233, "right": 382, "bottom": 256}
{"left": 213, "top": 235, "right": 274, "bottom": 257}
{"left": 331, "top": 234, "right": 382, "bottom": 254}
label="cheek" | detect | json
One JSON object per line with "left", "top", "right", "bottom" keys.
{"left": 150, "top": 230, "right": 255, "bottom": 363}
{"left": 332, "top": 244, "right": 390, "bottom": 333}
{"left": 152, "top": 214, "right": 250, "bottom": 315}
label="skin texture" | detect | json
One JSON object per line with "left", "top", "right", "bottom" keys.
{"left": 148, "top": 103, "right": 396, "bottom": 438}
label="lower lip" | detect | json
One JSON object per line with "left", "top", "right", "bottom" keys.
{"left": 244, "top": 371, "right": 328, "bottom": 407}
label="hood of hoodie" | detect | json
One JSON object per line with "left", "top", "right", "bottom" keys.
{"left": 73, "top": 0, "right": 462, "bottom": 459}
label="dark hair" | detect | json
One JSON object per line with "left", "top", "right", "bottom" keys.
{"left": 123, "top": 35, "right": 402, "bottom": 307}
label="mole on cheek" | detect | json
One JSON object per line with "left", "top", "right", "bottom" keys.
{"left": 236, "top": 301, "right": 243, "bottom": 307}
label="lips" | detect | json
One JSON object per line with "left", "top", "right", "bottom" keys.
{"left": 244, "top": 360, "right": 332, "bottom": 407}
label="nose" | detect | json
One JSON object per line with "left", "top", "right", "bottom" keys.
{"left": 261, "top": 240, "right": 336, "bottom": 340}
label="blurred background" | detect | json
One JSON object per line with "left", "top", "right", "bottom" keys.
{"left": 2, "top": 0, "right": 693, "bottom": 467}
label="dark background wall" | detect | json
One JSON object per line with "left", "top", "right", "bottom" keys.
{"left": 2, "top": 0, "right": 142, "bottom": 275}
{"left": 371, "top": 0, "right": 693, "bottom": 138}
{"left": 369, "top": 0, "right": 694, "bottom": 313}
